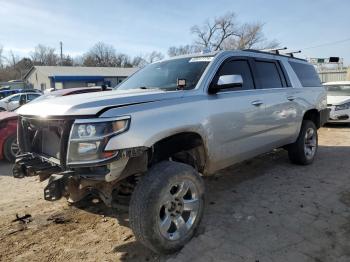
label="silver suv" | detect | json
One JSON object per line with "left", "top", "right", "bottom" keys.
{"left": 13, "top": 50, "right": 329, "bottom": 253}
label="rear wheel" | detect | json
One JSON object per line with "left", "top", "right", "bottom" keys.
{"left": 129, "top": 161, "right": 205, "bottom": 254}
{"left": 288, "top": 120, "right": 318, "bottom": 165}
{"left": 3, "top": 134, "right": 19, "bottom": 162}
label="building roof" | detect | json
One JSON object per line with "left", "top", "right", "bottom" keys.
{"left": 24, "top": 66, "right": 138, "bottom": 80}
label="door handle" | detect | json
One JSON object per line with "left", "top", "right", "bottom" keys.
{"left": 287, "top": 96, "right": 296, "bottom": 101}
{"left": 251, "top": 100, "right": 263, "bottom": 106}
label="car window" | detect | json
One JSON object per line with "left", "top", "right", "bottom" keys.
{"left": 254, "top": 61, "right": 284, "bottom": 89}
{"left": 9, "top": 95, "right": 20, "bottom": 102}
{"left": 289, "top": 61, "right": 321, "bottom": 87}
{"left": 216, "top": 59, "right": 254, "bottom": 90}
{"left": 27, "top": 94, "right": 40, "bottom": 101}
{"left": 118, "top": 57, "right": 211, "bottom": 91}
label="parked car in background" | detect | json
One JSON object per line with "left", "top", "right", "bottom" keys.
{"left": 0, "top": 111, "right": 18, "bottom": 162}
{"left": 0, "top": 92, "right": 41, "bottom": 111}
{"left": 0, "top": 87, "right": 111, "bottom": 162}
{"left": 0, "top": 89, "right": 41, "bottom": 99}
{"left": 324, "top": 81, "right": 350, "bottom": 123}
{"left": 0, "top": 89, "right": 21, "bottom": 99}
{"left": 13, "top": 50, "right": 328, "bottom": 254}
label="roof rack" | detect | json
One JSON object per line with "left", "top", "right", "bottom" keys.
{"left": 242, "top": 48, "right": 306, "bottom": 61}
{"left": 284, "top": 50, "right": 301, "bottom": 58}
{"left": 262, "top": 47, "right": 287, "bottom": 55}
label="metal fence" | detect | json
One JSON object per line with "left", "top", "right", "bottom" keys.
{"left": 317, "top": 69, "right": 349, "bottom": 83}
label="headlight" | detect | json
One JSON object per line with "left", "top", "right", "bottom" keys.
{"left": 67, "top": 116, "right": 130, "bottom": 166}
{"left": 335, "top": 102, "right": 350, "bottom": 111}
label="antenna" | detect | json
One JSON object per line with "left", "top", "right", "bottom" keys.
{"left": 285, "top": 50, "right": 301, "bottom": 58}
{"left": 261, "top": 47, "right": 287, "bottom": 55}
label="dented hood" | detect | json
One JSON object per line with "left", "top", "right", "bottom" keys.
{"left": 17, "top": 89, "right": 182, "bottom": 117}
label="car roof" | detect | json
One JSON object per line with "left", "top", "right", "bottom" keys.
{"left": 323, "top": 81, "right": 350, "bottom": 86}
{"left": 0, "top": 111, "right": 17, "bottom": 122}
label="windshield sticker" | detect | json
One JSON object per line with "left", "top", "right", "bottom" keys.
{"left": 189, "top": 57, "right": 213, "bottom": 63}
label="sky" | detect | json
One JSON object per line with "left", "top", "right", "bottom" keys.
{"left": 0, "top": 0, "right": 349, "bottom": 65}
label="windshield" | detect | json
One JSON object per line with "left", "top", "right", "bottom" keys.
{"left": 117, "top": 57, "right": 211, "bottom": 91}
{"left": 326, "top": 85, "right": 350, "bottom": 96}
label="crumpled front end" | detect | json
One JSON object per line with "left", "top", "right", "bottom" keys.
{"left": 13, "top": 115, "right": 148, "bottom": 206}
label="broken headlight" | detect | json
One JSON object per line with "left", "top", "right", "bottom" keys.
{"left": 66, "top": 116, "right": 130, "bottom": 166}
{"left": 335, "top": 102, "right": 350, "bottom": 111}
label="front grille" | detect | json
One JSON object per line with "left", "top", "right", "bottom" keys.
{"left": 18, "top": 117, "right": 73, "bottom": 168}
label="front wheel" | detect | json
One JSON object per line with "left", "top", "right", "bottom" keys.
{"left": 287, "top": 120, "right": 318, "bottom": 165}
{"left": 129, "top": 161, "right": 205, "bottom": 254}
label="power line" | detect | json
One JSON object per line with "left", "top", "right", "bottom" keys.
{"left": 301, "top": 37, "right": 350, "bottom": 50}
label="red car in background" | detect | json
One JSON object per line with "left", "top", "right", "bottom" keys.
{"left": 0, "top": 111, "right": 18, "bottom": 162}
{"left": 0, "top": 87, "right": 112, "bottom": 162}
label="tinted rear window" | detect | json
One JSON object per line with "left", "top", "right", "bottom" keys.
{"left": 289, "top": 61, "right": 321, "bottom": 87}
{"left": 255, "top": 61, "right": 283, "bottom": 89}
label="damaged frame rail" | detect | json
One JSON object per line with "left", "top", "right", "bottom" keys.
{"left": 13, "top": 147, "right": 149, "bottom": 206}
{"left": 13, "top": 153, "right": 70, "bottom": 201}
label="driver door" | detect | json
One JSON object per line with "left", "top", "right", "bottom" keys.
{"left": 206, "top": 57, "right": 270, "bottom": 170}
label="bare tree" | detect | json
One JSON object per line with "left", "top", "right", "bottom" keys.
{"left": 147, "top": 51, "right": 164, "bottom": 63}
{"left": 31, "top": 44, "right": 59, "bottom": 66}
{"left": 132, "top": 55, "right": 147, "bottom": 67}
{"left": 83, "top": 42, "right": 119, "bottom": 67}
{"left": 131, "top": 51, "right": 164, "bottom": 67}
{"left": 191, "top": 12, "right": 278, "bottom": 51}
{"left": 168, "top": 45, "right": 202, "bottom": 57}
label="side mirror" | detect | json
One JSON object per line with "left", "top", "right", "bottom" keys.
{"left": 210, "top": 74, "right": 243, "bottom": 93}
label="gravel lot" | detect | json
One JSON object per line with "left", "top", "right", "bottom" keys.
{"left": 1, "top": 126, "right": 350, "bottom": 262}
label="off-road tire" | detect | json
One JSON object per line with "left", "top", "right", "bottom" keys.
{"left": 3, "top": 134, "right": 18, "bottom": 162}
{"left": 129, "top": 161, "right": 205, "bottom": 254}
{"left": 288, "top": 120, "right": 318, "bottom": 165}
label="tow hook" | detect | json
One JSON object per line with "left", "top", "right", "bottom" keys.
{"left": 44, "top": 174, "right": 65, "bottom": 201}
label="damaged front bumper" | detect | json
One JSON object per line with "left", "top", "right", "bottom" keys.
{"left": 13, "top": 149, "right": 148, "bottom": 206}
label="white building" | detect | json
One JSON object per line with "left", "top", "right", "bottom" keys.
{"left": 23, "top": 66, "right": 138, "bottom": 91}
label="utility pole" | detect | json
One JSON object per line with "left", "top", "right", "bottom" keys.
{"left": 60, "top": 41, "right": 63, "bottom": 66}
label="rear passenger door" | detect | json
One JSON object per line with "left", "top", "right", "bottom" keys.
{"left": 251, "top": 58, "right": 298, "bottom": 147}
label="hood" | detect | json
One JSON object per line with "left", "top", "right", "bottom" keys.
{"left": 17, "top": 88, "right": 183, "bottom": 117}
{"left": 327, "top": 95, "right": 350, "bottom": 106}
{"left": 0, "top": 111, "right": 18, "bottom": 122}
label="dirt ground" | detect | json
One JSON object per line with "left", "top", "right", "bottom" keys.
{"left": 1, "top": 126, "right": 350, "bottom": 262}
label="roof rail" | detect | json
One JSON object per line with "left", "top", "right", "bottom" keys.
{"left": 242, "top": 49, "right": 306, "bottom": 61}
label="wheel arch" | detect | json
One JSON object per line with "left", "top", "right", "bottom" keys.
{"left": 149, "top": 131, "right": 207, "bottom": 173}
{"left": 303, "top": 109, "right": 321, "bottom": 129}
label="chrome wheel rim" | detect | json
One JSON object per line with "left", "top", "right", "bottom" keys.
{"left": 158, "top": 180, "right": 200, "bottom": 241}
{"left": 10, "top": 140, "right": 19, "bottom": 158}
{"left": 304, "top": 128, "right": 317, "bottom": 160}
